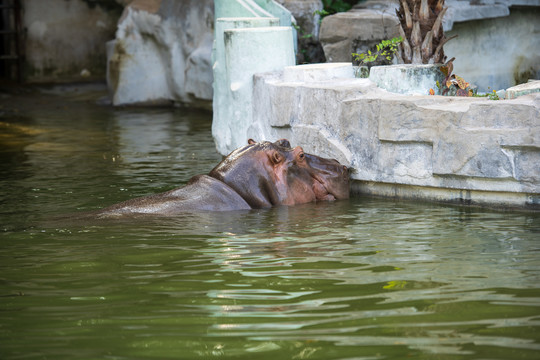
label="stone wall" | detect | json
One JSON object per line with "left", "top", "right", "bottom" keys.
{"left": 106, "top": 0, "right": 214, "bottom": 107}
{"left": 319, "top": 1, "right": 399, "bottom": 63}
{"left": 211, "top": 0, "right": 296, "bottom": 153}
{"left": 107, "top": 0, "right": 317, "bottom": 107}
{"left": 274, "top": 0, "right": 325, "bottom": 63}
{"left": 212, "top": 18, "right": 295, "bottom": 154}
{"left": 23, "top": 0, "right": 122, "bottom": 82}
{"left": 243, "top": 63, "right": 540, "bottom": 209}
{"left": 319, "top": 0, "right": 540, "bottom": 92}
{"left": 445, "top": 7, "right": 540, "bottom": 91}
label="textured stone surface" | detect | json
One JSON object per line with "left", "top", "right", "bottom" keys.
{"left": 443, "top": 0, "right": 510, "bottom": 30}
{"left": 107, "top": 0, "right": 214, "bottom": 107}
{"left": 214, "top": 0, "right": 296, "bottom": 49}
{"left": 212, "top": 16, "right": 295, "bottom": 155}
{"left": 245, "top": 63, "right": 540, "bottom": 208}
{"left": 221, "top": 27, "right": 294, "bottom": 154}
{"left": 275, "top": 0, "right": 325, "bottom": 63}
{"left": 275, "top": 0, "right": 321, "bottom": 38}
{"left": 24, "top": 0, "right": 121, "bottom": 82}
{"left": 319, "top": 0, "right": 540, "bottom": 92}
{"left": 283, "top": 62, "right": 353, "bottom": 82}
{"left": 444, "top": 0, "right": 540, "bottom": 29}
{"left": 369, "top": 64, "right": 446, "bottom": 95}
{"left": 212, "top": 17, "right": 280, "bottom": 153}
{"left": 211, "top": 0, "right": 298, "bottom": 154}
{"left": 505, "top": 80, "right": 540, "bottom": 99}
{"left": 107, "top": 0, "right": 302, "bottom": 107}
{"left": 319, "top": 3, "right": 399, "bottom": 63}
{"left": 445, "top": 7, "right": 540, "bottom": 92}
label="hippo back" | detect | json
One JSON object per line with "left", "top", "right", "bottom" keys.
{"left": 94, "top": 175, "right": 251, "bottom": 217}
{"left": 209, "top": 142, "right": 282, "bottom": 208}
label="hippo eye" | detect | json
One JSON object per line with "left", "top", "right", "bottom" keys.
{"left": 298, "top": 152, "right": 305, "bottom": 160}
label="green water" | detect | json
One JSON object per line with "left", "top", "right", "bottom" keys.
{"left": 1, "top": 85, "right": 539, "bottom": 359}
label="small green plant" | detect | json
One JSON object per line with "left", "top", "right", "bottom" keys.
{"left": 470, "top": 88, "right": 501, "bottom": 100}
{"left": 292, "top": 24, "right": 314, "bottom": 40}
{"left": 314, "top": 9, "right": 330, "bottom": 19}
{"left": 487, "top": 89, "right": 501, "bottom": 100}
{"left": 314, "top": 0, "right": 354, "bottom": 24}
{"left": 321, "top": 0, "right": 354, "bottom": 15}
{"left": 352, "top": 37, "right": 403, "bottom": 66}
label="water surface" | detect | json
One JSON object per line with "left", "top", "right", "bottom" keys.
{"left": 1, "top": 85, "right": 539, "bottom": 359}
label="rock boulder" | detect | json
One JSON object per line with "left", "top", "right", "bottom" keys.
{"left": 107, "top": 0, "right": 214, "bottom": 108}
{"left": 247, "top": 63, "right": 540, "bottom": 208}
{"left": 319, "top": 1, "right": 399, "bottom": 63}
{"left": 275, "top": 0, "right": 326, "bottom": 63}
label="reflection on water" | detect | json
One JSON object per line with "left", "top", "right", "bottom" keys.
{"left": 1, "top": 85, "right": 539, "bottom": 359}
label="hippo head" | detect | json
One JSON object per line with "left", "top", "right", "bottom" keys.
{"left": 303, "top": 153, "right": 351, "bottom": 201}
{"left": 209, "top": 139, "right": 349, "bottom": 208}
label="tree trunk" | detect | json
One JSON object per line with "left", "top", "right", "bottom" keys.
{"left": 396, "top": 0, "right": 453, "bottom": 64}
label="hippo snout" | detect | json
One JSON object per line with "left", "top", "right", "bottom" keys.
{"left": 333, "top": 163, "right": 349, "bottom": 180}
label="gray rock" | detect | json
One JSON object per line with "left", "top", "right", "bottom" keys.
{"left": 245, "top": 63, "right": 540, "bottom": 207}
{"left": 443, "top": 0, "right": 510, "bottom": 31}
{"left": 275, "top": 0, "right": 326, "bottom": 62}
{"left": 320, "top": 0, "right": 540, "bottom": 92}
{"left": 319, "top": 3, "right": 399, "bottom": 63}
{"left": 107, "top": 0, "right": 214, "bottom": 108}
{"left": 369, "top": 64, "right": 446, "bottom": 95}
{"left": 24, "top": 0, "right": 121, "bottom": 82}
{"left": 445, "top": 7, "right": 540, "bottom": 92}
{"left": 505, "top": 80, "right": 540, "bottom": 99}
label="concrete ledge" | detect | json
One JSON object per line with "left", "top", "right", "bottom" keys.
{"left": 283, "top": 63, "right": 354, "bottom": 82}
{"left": 212, "top": 16, "right": 295, "bottom": 155}
{"left": 246, "top": 63, "right": 540, "bottom": 210}
{"left": 506, "top": 80, "right": 540, "bottom": 99}
{"left": 352, "top": 181, "right": 540, "bottom": 210}
{"left": 369, "top": 64, "right": 445, "bottom": 95}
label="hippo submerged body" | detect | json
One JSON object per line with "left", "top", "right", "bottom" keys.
{"left": 93, "top": 139, "right": 349, "bottom": 217}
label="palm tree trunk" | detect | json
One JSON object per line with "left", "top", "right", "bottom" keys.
{"left": 396, "top": 0, "right": 453, "bottom": 64}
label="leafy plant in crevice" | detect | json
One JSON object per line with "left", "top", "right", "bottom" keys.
{"left": 432, "top": 58, "right": 502, "bottom": 99}
{"left": 471, "top": 88, "right": 501, "bottom": 100}
{"left": 435, "top": 58, "right": 471, "bottom": 97}
{"left": 396, "top": 0, "right": 457, "bottom": 64}
{"left": 485, "top": 89, "right": 501, "bottom": 100}
{"left": 321, "top": 0, "right": 356, "bottom": 15}
{"left": 314, "top": 0, "right": 360, "bottom": 21}
{"left": 352, "top": 37, "right": 403, "bottom": 67}
{"left": 292, "top": 23, "right": 316, "bottom": 63}
{"left": 292, "top": 23, "right": 314, "bottom": 41}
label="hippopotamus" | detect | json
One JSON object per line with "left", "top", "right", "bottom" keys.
{"left": 92, "top": 139, "right": 349, "bottom": 217}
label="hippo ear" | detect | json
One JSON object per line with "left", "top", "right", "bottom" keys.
{"left": 271, "top": 151, "right": 284, "bottom": 164}
{"left": 248, "top": 139, "right": 257, "bottom": 145}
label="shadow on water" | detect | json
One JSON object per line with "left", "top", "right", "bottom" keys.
{"left": 1, "top": 84, "right": 540, "bottom": 360}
